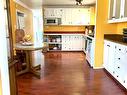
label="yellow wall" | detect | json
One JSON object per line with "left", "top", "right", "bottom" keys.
{"left": 10, "top": 0, "right": 34, "bottom": 45}
{"left": 90, "top": 6, "right": 96, "bottom": 25}
{"left": 117, "top": 22, "right": 127, "bottom": 34}
{"left": 44, "top": 26, "right": 85, "bottom": 33}
{"left": 10, "top": 0, "right": 16, "bottom": 46}
{"left": 0, "top": 77, "right": 2, "bottom": 95}
{"left": 94, "top": 0, "right": 117, "bottom": 67}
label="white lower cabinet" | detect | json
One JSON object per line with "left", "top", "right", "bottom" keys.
{"left": 104, "top": 40, "right": 115, "bottom": 73}
{"left": 44, "top": 34, "right": 87, "bottom": 51}
{"left": 61, "top": 35, "right": 84, "bottom": 51}
{"left": 104, "top": 40, "right": 127, "bottom": 89}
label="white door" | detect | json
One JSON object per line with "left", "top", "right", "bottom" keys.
{"left": 0, "top": 0, "right": 10, "bottom": 94}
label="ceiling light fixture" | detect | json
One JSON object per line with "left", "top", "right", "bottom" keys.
{"left": 76, "top": 0, "right": 83, "bottom": 5}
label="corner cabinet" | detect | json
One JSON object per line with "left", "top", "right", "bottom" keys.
{"left": 108, "top": 0, "right": 127, "bottom": 23}
{"left": 104, "top": 40, "right": 127, "bottom": 89}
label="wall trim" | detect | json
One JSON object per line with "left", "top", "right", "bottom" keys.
{"left": 14, "top": 0, "right": 32, "bottom": 11}
{"left": 93, "top": 66, "right": 104, "bottom": 69}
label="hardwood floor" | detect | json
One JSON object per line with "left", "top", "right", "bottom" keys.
{"left": 17, "top": 52, "right": 127, "bottom": 95}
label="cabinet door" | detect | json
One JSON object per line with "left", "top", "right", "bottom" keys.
{"left": 70, "top": 36, "right": 74, "bottom": 50}
{"left": 115, "top": 0, "right": 121, "bottom": 19}
{"left": 79, "top": 36, "right": 83, "bottom": 50}
{"left": 123, "top": 76, "right": 127, "bottom": 89}
{"left": 62, "top": 35, "right": 67, "bottom": 50}
{"left": 44, "top": 8, "right": 53, "bottom": 18}
{"left": 64, "top": 8, "right": 72, "bottom": 25}
{"left": 123, "top": 0, "right": 127, "bottom": 18}
{"left": 76, "top": 36, "right": 80, "bottom": 50}
{"left": 104, "top": 41, "right": 115, "bottom": 72}
{"left": 109, "top": 0, "right": 121, "bottom": 20}
{"left": 109, "top": 0, "right": 114, "bottom": 20}
{"left": 122, "top": 48, "right": 127, "bottom": 88}
{"left": 72, "top": 36, "right": 77, "bottom": 50}
{"left": 71, "top": 9, "right": 80, "bottom": 25}
{"left": 80, "top": 8, "right": 90, "bottom": 25}
{"left": 44, "top": 8, "right": 60, "bottom": 18}
{"left": 103, "top": 41, "right": 110, "bottom": 69}
{"left": 53, "top": 8, "right": 63, "bottom": 18}
{"left": 108, "top": 42, "right": 115, "bottom": 73}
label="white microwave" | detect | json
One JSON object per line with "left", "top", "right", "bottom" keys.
{"left": 44, "top": 18, "right": 61, "bottom": 25}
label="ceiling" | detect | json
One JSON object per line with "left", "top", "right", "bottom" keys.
{"left": 19, "top": 0, "right": 43, "bottom": 9}
{"left": 20, "top": 0, "right": 96, "bottom": 9}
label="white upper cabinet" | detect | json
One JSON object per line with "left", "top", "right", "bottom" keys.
{"left": 71, "top": 8, "right": 90, "bottom": 25}
{"left": 123, "top": 0, "right": 127, "bottom": 18}
{"left": 44, "top": 8, "right": 90, "bottom": 25}
{"left": 44, "top": 8, "right": 62, "bottom": 18}
{"left": 108, "top": 0, "right": 127, "bottom": 23}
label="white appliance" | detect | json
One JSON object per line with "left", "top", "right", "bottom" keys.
{"left": 44, "top": 18, "right": 61, "bottom": 25}
{"left": 86, "top": 37, "right": 95, "bottom": 67}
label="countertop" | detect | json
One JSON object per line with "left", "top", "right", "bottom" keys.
{"left": 15, "top": 43, "right": 46, "bottom": 51}
{"left": 104, "top": 34, "right": 127, "bottom": 45}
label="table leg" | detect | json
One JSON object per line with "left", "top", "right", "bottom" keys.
{"left": 28, "top": 51, "right": 41, "bottom": 79}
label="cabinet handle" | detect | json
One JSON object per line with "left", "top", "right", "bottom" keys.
{"left": 119, "top": 49, "right": 121, "bottom": 51}
{"left": 112, "top": 16, "right": 115, "bottom": 19}
{"left": 121, "top": 15, "right": 123, "bottom": 18}
{"left": 118, "top": 67, "right": 120, "bottom": 69}
{"left": 118, "top": 58, "right": 121, "bottom": 60}
{"left": 117, "top": 75, "right": 119, "bottom": 78}
{"left": 124, "top": 80, "right": 126, "bottom": 83}
{"left": 107, "top": 45, "right": 110, "bottom": 47}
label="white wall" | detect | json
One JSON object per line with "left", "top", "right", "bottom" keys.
{"left": 32, "top": 9, "right": 44, "bottom": 67}
{"left": 32, "top": 9, "right": 43, "bottom": 45}
{"left": 0, "top": 0, "right": 10, "bottom": 95}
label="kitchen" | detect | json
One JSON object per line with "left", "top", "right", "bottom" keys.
{"left": 43, "top": 6, "right": 96, "bottom": 67}
{"left": 0, "top": 0, "right": 127, "bottom": 95}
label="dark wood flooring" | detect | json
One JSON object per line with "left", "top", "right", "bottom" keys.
{"left": 17, "top": 52, "right": 127, "bottom": 95}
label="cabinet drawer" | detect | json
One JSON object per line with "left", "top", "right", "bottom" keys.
{"left": 115, "top": 44, "right": 126, "bottom": 54}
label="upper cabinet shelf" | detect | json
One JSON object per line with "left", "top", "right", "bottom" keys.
{"left": 108, "top": 0, "right": 127, "bottom": 23}
{"left": 43, "top": 7, "right": 95, "bottom": 25}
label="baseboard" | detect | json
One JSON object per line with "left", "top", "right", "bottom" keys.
{"left": 93, "top": 66, "right": 104, "bottom": 69}
{"left": 47, "top": 50, "right": 84, "bottom": 52}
